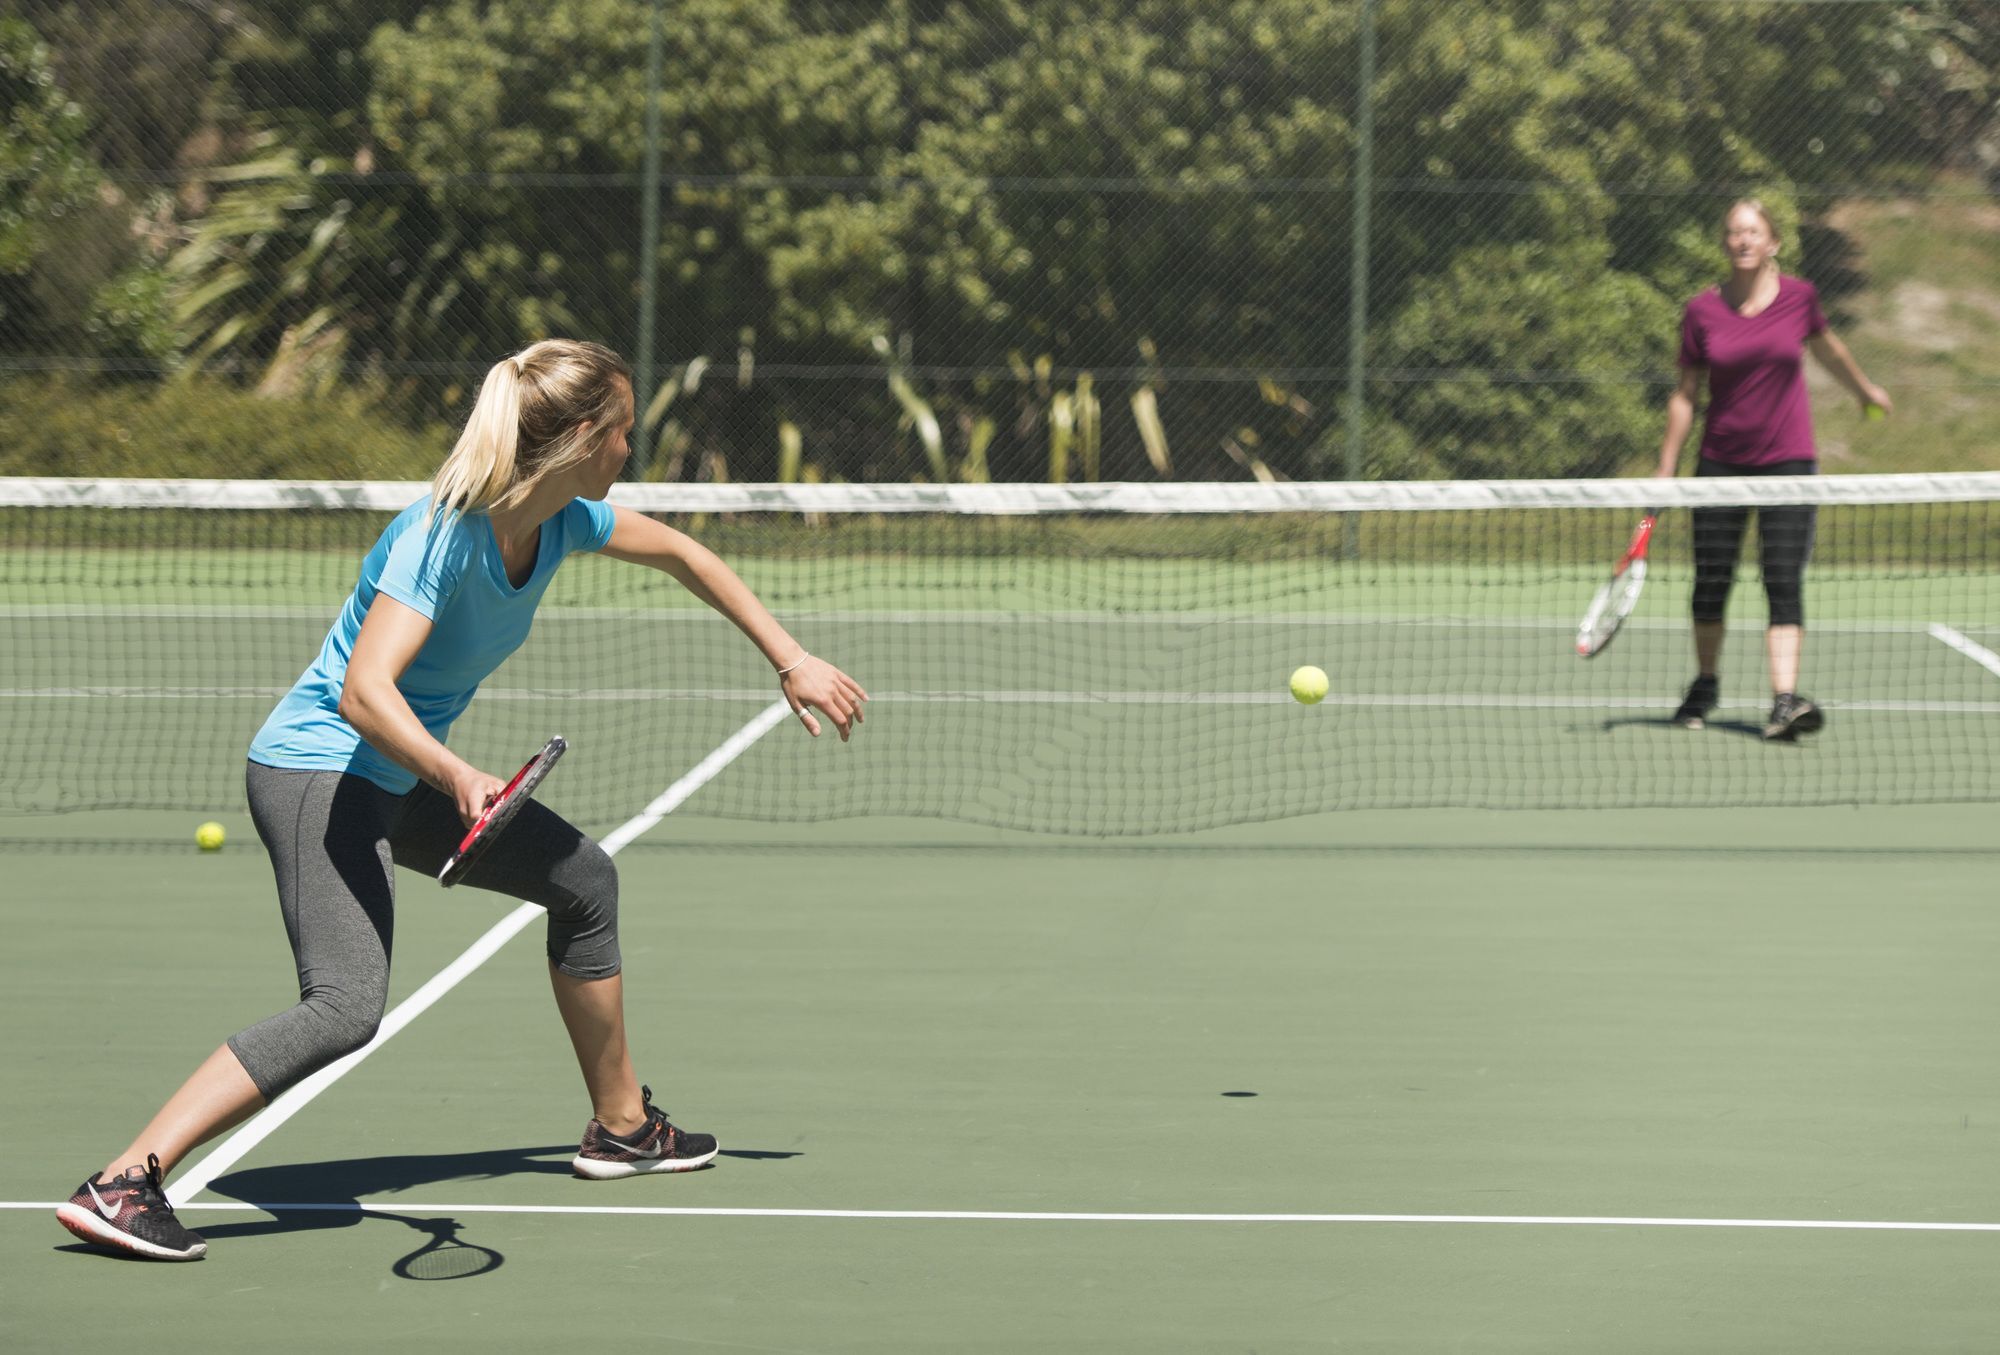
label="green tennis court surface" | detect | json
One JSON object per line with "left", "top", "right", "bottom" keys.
{"left": 5, "top": 803, "right": 1997, "bottom": 1351}
{"left": 7, "top": 481, "right": 1999, "bottom": 1345}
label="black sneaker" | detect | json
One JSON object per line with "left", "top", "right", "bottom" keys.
{"left": 55, "top": 1154, "right": 207, "bottom": 1261}
{"left": 572, "top": 1085, "right": 718, "bottom": 1179}
{"left": 1672, "top": 675, "right": 1720, "bottom": 730}
{"left": 1763, "top": 692, "right": 1825, "bottom": 742}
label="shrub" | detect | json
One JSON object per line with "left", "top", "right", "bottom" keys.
{"left": 0, "top": 376, "right": 448, "bottom": 479}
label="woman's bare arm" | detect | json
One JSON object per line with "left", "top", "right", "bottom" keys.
{"left": 598, "top": 507, "right": 869, "bottom": 739}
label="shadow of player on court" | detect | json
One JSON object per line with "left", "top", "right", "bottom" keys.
{"left": 1598, "top": 714, "right": 1776, "bottom": 741}
{"left": 168, "top": 1141, "right": 801, "bottom": 1278}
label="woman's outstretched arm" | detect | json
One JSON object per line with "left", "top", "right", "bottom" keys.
{"left": 598, "top": 506, "right": 869, "bottom": 740}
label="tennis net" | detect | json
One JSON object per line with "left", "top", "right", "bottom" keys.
{"left": 4, "top": 474, "right": 1999, "bottom": 835}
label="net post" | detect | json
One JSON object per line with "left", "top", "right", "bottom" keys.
{"left": 630, "top": 0, "right": 666, "bottom": 478}
{"left": 1341, "top": 0, "right": 1379, "bottom": 560}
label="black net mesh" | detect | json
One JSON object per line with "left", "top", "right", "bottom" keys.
{"left": 5, "top": 476, "right": 1998, "bottom": 834}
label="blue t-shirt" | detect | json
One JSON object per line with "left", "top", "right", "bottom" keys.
{"left": 249, "top": 494, "right": 618, "bottom": 793}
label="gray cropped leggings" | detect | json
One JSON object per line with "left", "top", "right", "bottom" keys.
{"left": 229, "top": 761, "right": 620, "bottom": 1099}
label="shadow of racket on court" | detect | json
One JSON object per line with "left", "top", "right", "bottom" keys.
{"left": 194, "top": 1144, "right": 573, "bottom": 1278}
{"left": 194, "top": 1141, "right": 803, "bottom": 1276}
{"left": 384, "top": 1211, "right": 503, "bottom": 1280}
{"left": 59, "top": 1142, "right": 804, "bottom": 1266}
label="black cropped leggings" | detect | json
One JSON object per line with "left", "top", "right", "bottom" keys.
{"left": 228, "top": 761, "right": 620, "bottom": 1100}
{"left": 1690, "top": 457, "right": 1816, "bottom": 627}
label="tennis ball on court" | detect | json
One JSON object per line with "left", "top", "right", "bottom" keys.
{"left": 195, "top": 821, "right": 226, "bottom": 851}
{"left": 1289, "top": 665, "right": 1329, "bottom": 706}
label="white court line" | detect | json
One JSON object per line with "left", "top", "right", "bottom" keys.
{"left": 10, "top": 686, "right": 2000, "bottom": 714}
{"left": 1929, "top": 623, "right": 2000, "bottom": 680}
{"left": 599, "top": 700, "right": 793, "bottom": 854}
{"left": 164, "top": 699, "right": 793, "bottom": 1208}
{"left": 0, "top": 604, "right": 1980, "bottom": 635}
{"left": 7, "top": 1199, "right": 2000, "bottom": 1231}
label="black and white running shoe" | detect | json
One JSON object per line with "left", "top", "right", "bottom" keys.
{"left": 1763, "top": 692, "right": 1825, "bottom": 742}
{"left": 572, "top": 1085, "right": 718, "bottom": 1179}
{"left": 1672, "top": 674, "right": 1721, "bottom": 730}
{"left": 56, "top": 1154, "right": 207, "bottom": 1261}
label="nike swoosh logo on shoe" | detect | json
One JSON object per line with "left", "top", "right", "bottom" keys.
{"left": 619, "top": 1137, "right": 665, "bottom": 1159}
{"left": 87, "top": 1182, "right": 123, "bottom": 1221}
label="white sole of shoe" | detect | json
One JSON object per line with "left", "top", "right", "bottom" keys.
{"left": 55, "top": 1203, "right": 206, "bottom": 1260}
{"left": 571, "top": 1144, "right": 720, "bottom": 1180}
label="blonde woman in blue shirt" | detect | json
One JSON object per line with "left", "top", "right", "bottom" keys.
{"left": 58, "top": 340, "right": 868, "bottom": 1261}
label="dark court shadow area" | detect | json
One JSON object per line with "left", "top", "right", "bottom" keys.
{"left": 201, "top": 1141, "right": 800, "bottom": 1235}
{"left": 1597, "top": 714, "right": 1776, "bottom": 742}
{"left": 189, "top": 1144, "right": 578, "bottom": 1264}
{"left": 59, "top": 1141, "right": 803, "bottom": 1278}
{"left": 53, "top": 1145, "right": 580, "bottom": 1266}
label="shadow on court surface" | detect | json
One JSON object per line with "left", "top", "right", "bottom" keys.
{"left": 180, "top": 1143, "right": 576, "bottom": 1273}
{"left": 114, "top": 1143, "right": 800, "bottom": 1279}
{"left": 1597, "top": 714, "right": 1774, "bottom": 741}
{"left": 207, "top": 1143, "right": 578, "bottom": 1213}
{"left": 201, "top": 1141, "right": 799, "bottom": 1230}
{"left": 52, "top": 1206, "right": 508, "bottom": 1280}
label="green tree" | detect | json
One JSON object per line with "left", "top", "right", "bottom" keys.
{"left": 0, "top": 17, "right": 98, "bottom": 350}
{"left": 13, "top": 0, "right": 1977, "bottom": 480}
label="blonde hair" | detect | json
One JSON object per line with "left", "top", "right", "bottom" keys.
{"left": 1721, "top": 198, "right": 1782, "bottom": 246}
{"left": 430, "top": 339, "right": 632, "bottom": 520}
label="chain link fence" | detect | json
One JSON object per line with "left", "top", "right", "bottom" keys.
{"left": 4, "top": 1, "right": 1996, "bottom": 483}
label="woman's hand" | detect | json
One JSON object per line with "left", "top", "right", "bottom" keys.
{"left": 448, "top": 765, "right": 507, "bottom": 828}
{"left": 779, "top": 656, "right": 870, "bottom": 741}
{"left": 1860, "top": 383, "right": 1892, "bottom": 417}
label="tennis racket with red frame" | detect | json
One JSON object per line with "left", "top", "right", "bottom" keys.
{"left": 437, "top": 735, "right": 566, "bottom": 887}
{"left": 1575, "top": 510, "right": 1660, "bottom": 658}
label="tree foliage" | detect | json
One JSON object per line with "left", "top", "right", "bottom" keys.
{"left": 10, "top": 0, "right": 1989, "bottom": 479}
{"left": 0, "top": 17, "right": 98, "bottom": 355}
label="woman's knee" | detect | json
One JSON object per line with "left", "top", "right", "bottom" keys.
{"left": 312, "top": 997, "right": 384, "bottom": 1060}
{"left": 547, "top": 842, "right": 620, "bottom": 979}
{"left": 1764, "top": 580, "right": 1806, "bottom": 627}
{"left": 227, "top": 988, "right": 386, "bottom": 1098}
{"left": 1690, "top": 578, "right": 1734, "bottom": 623}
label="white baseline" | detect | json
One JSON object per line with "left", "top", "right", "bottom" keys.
{"left": 7, "top": 1200, "right": 2000, "bottom": 1232}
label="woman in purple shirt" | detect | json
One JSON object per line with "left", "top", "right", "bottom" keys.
{"left": 1654, "top": 199, "right": 1892, "bottom": 740}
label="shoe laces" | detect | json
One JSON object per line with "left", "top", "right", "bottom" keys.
{"left": 107, "top": 1154, "right": 171, "bottom": 1214}
{"left": 143, "top": 1153, "right": 176, "bottom": 1207}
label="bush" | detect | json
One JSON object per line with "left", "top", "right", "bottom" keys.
{"left": 1375, "top": 242, "right": 1678, "bottom": 479}
{"left": 0, "top": 376, "right": 449, "bottom": 479}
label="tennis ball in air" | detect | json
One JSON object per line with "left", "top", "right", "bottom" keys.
{"left": 1865, "top": 403, "right": 1886, "bottom": 421}
{"left": 195, "top": 821, "right": 226, "bottom": 852}
{"left": 1289, "top": 665, "right": 1329, "bottom": 706}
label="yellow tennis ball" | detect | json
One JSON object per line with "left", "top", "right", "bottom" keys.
{"left": 195, "top": 821, "right": 226, "bottom": 851}
{"left": 1289, "top": 665, "right": 1329, "bottom": 706}
{"left": 1865, "top": 403, "right": 1886, "bottom": 421}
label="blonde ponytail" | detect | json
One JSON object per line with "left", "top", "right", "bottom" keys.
{"left": 430, "top": 360, "right": 524, "bottom": 522}
{"left": 428, "top": 340, "right": 631, "bottom": 524}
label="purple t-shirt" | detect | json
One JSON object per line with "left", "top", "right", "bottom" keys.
{"left": 1678, "top": 275, "right": 1828, "bottom": 467}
